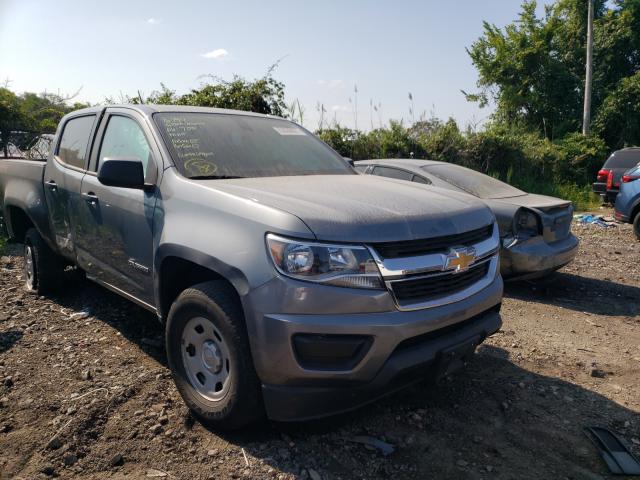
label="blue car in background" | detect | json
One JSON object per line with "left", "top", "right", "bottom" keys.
{"left": 614, "top": 164, "right": 640, "bottom": 239}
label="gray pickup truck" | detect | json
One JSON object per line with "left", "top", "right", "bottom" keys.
{"left": 0, "top": 105, "right": 503, "bottom": 428}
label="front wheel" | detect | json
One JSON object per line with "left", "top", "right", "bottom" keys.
{"left": 633, "top": 213, "right": 640, "bottom": 240}
{"left": 165, "top": 281, "right": 263, "bottom": 430}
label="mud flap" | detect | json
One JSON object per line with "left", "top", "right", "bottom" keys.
{"left": 433, "top": 334, "right": 481, "bottom": 379}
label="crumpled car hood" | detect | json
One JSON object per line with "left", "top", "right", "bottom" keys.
{"left": 485, "top": 193, "right": 573, "bottom": 236}
{"left": 491, "top": 193, "right": 571, "bottom": 210}
{"left": 206, "top": 175, "right": 494, "bottom": 243}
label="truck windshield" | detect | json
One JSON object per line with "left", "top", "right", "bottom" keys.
{"left": 154, "top": 112, "right": 352, "bottom": 179}
{"left": 423, "top": 164, "right": 526, "bottom": 199}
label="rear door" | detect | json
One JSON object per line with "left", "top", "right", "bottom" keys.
{"left": 44, "top": 114, "right": 97, "bottom": 262}
{"left": 75, "top": 109, "right": 160, "bottom": 306}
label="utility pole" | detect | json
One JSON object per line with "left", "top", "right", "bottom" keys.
{"left": 354, "top": 84, "right": 358, "bottom": 132}
{"left": 582, "top": 0, "right": 594, "bottom": 135}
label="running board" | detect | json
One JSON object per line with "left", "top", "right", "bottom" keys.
{"left": 88, "top": 275, "right": 158, "bottom": 314}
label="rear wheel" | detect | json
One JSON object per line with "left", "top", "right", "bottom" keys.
{"left": 633, "top": 212, "right": 640, "bottom": 240}
{"left": 165, "top": 281, "right": 263, "bottom": 429}
{"left": 23, "top": 228, "right": 64, "bottom": 294}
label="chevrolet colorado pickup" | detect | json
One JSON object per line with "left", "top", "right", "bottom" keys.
{"left": 0, "top": 105, "right": 503, "bottom": 428}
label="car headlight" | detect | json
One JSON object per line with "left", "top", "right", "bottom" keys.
{"left": 514, "top": 208, "right": 541, "bottom": 237}
{"left": 266, "top": 234, "right": 383, "bottom": 289}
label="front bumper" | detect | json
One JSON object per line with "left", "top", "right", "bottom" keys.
{"left": 500, "top": 233, "right": 579, "bottom": 280}
{"left": 243, "top": 274, "right": 503, "bottom": 421}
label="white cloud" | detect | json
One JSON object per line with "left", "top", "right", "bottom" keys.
{"left": 201, "top": 48, "right": 229, "bottom": 59}
{"left": 147, "top": 18, "right": 162, "bottom": 24}
{"left": 317, "top": 79, "right": 344, "bottom": 88}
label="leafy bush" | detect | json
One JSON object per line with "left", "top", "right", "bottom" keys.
{"left": 553, "top": 132, "right": 608, "bottom": 185}
{"left": 135, "top": 74, "right": 287, "bottom": 117}
{"left": 0, "top": 87, "right": 90, "bottom": 155}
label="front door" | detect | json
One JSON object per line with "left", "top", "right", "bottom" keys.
{"left": 75, "top": 111, "right": 159, "bottom": 305}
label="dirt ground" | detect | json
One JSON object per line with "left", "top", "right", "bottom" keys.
{"left": 1, "top": 212, "right": 639, "bottom": 480}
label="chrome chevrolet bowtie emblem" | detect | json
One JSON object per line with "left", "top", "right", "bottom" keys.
{"left": 445, "top": 246, "right": 477, "bottom": 273}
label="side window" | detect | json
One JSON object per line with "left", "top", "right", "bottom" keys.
{"left": 412, "top": 175, "right": 431, "bottom": 185}
{"left": 57, "top": 116, "right": 95, "bottom": 169}
{"left": 354, "top": 165, "right": 369, "bottom": 173}
{"left": 371, "top": 166, "right": 413, "bottom": 181}
{"left": 98, "top": 116, "right": 152, "bottom": 177}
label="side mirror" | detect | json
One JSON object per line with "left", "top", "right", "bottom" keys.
{"left": 98, "top": 158, "right": 145, "bottom": 189}
{"left": 343, "top": 157, "right": 355, "bottom": 167}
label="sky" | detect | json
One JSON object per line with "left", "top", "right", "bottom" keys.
{"left": 0, "top": 0, "right": 555, "bottom": 131}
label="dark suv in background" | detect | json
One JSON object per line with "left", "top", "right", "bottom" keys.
{"left": 593, "top": 147, "right": 640, "bottom": 204}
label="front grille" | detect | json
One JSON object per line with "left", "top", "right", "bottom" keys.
{"left": 390, "top": 261, "right": 490, "bottom": 302}
{"left": 371, "top": 225, "right": 493, "bottom": 259}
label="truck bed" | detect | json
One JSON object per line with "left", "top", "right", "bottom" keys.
{"left": 0, "top": 158, "right": 50, "bottom": 241}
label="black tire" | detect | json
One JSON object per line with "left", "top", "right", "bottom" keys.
{"left": 633, "top": 212, "right": 640, "bottom": 240}
{"left": 165, "top": 280, "right": 263, "bottom": 429}
{"left": 23, "top": 228, "right": 65, "bottom": 294}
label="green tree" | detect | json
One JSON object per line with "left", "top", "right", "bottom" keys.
{"left": 0, "top": 88, "right": 26, "bottom": 157}
{"left": 593, "top": 71, "right": 640, "bottom": 148}
{"left": 466, "top": 0, "right": 640, "bottom": 146}
{"left": 0, "top": 87, "right": 90, "bottom": 154}
{"left": 138, "top": 74, "right": 288, "bottom": 117}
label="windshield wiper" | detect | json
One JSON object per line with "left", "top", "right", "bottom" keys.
{"left": 189, "top": 175, "right": 245, "bottom": 180}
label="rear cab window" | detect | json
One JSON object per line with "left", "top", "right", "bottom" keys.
{"left": 603, "top": 150, "right": 640, "bottom": 169}
{"left": 57, "top": 115, "right": 96, "bottom": 169}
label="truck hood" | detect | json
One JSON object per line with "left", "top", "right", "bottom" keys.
{"left": 205, "top": 175, "right": 494, "bottom": 243}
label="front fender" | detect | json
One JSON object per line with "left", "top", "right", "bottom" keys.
{"left": 153, "top": 243, "right": 252, "bottom": 309}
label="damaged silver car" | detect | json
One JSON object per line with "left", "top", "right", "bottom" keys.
{"left": 355, "top": 159, "right": 579, "bottom": 280}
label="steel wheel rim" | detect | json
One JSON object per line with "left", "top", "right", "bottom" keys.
{"left": 181, "top": 316, "right": 232, "bottom": 402}
{"left": 24, "top": 244, "right": 35, "bottom": 290}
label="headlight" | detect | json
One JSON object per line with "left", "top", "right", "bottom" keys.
{"left": 266, "top": 234, "right": 383, "bottom": 289}
{"left": 514, "top": 208, "right": 541, "bottom": 237}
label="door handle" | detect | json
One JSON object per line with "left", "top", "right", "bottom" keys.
{"left": 82, "top": 192, "right": 98, "bottom": 205}
{"left": 45, "top": 180, "right": 57, "bottom": 192}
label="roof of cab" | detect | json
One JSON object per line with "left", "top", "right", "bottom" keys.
{"left": 65, "top": 104, "right": 278, "bottom": 120}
